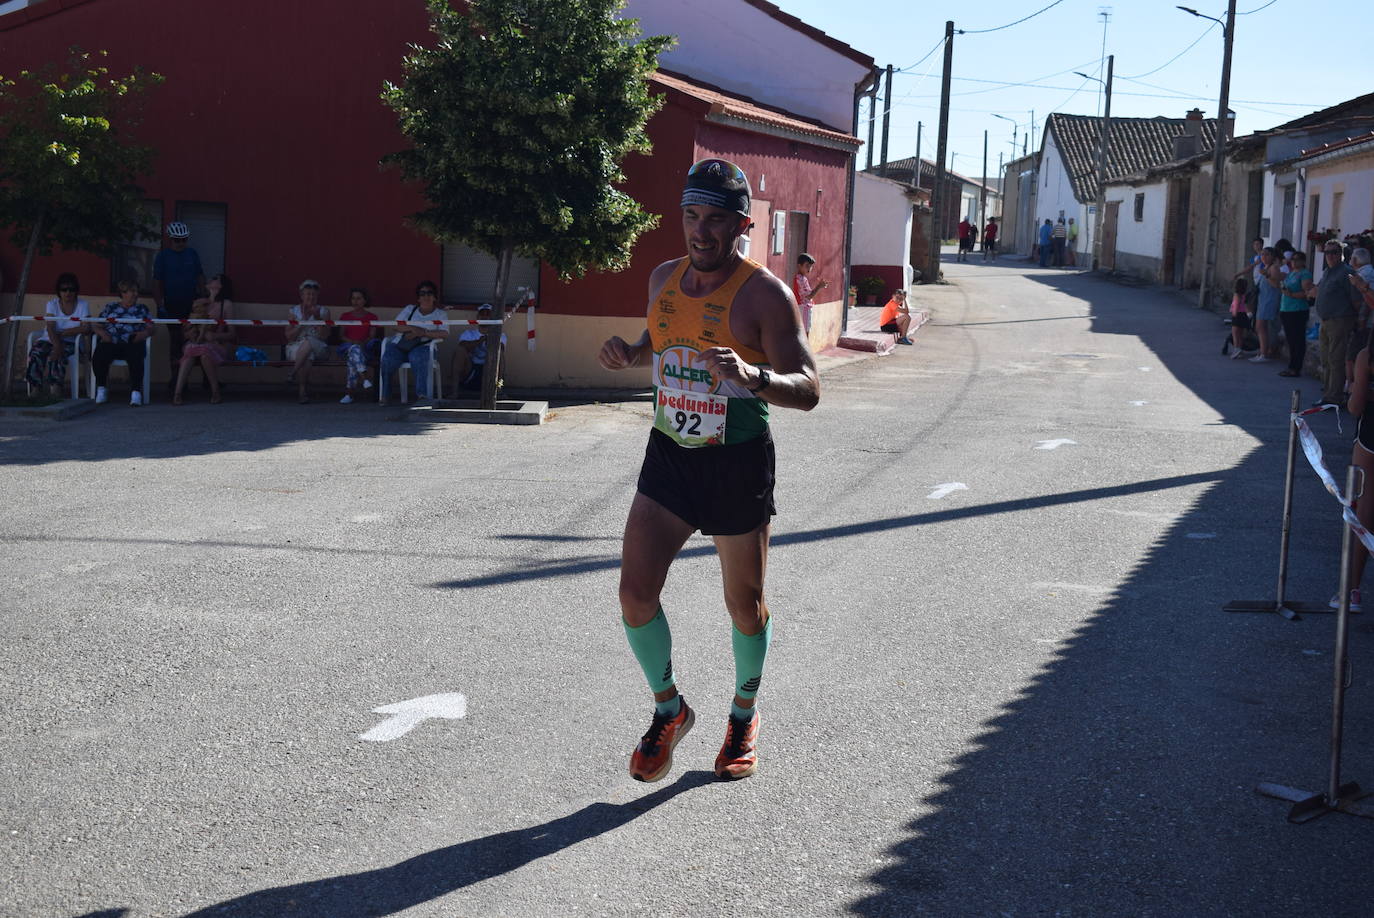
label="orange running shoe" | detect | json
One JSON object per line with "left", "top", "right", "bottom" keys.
{"left": 629, "top": 699, "right": 695, "bottom": 782}
{"left": 714, "top": 710, "right": 760, "bottom": 780}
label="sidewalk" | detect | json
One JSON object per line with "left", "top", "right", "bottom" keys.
{"left": 836, "top": 302, "right": 931, "bottom": 355}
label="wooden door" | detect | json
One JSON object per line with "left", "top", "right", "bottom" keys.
{"left": 1101, "top": 201, "right": 1120, "bottom": 271}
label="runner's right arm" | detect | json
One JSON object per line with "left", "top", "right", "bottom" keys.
{"left": 598, "top": 260, "right": 677, "bottom": 370}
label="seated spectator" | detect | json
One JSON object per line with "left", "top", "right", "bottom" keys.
{"left": 25, "top": 272, "right": 90, "bottom": 394}
{"left": 173, "top": 274, "right": 235, "bottom": 405}
{"left": 878, "top": 289, "right": 914, "bottom": 345}
{"left": 454, "top": 303, "right": 508, "bottom": 392}
{"left": 337, "top": 287, "right": 381, "bottom": 405}
{"left": 92, "top": 280, "right": 153, "bottom": 405}
{"left": 285, "top": 279, "right": 330, "bottom": 404}
{"left": 380, "top": 280, "right": 449, "bottom": 402}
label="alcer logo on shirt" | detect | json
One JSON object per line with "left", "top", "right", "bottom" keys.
{"left": 655, "top": 344, "right": 716, "bottom": 393}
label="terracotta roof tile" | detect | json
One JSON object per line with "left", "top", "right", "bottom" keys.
{"left": 651, "top": 70, "right": 859, "bottom": 147}
{"left": 1047, "top": 113, "right": 1218, "bottom": 203}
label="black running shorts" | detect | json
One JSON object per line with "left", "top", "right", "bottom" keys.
{"left": 636, "top": 427, "right": 776, "bottom": 536}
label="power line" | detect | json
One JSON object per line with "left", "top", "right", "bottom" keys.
{"left": 1120, "top": 21, "right": 1217, "bottom": 79}
{"left": 956, "top": 0, "right": 1068, "bottom": 34}
{"left": 906, "top": 75, "right": 1319, "bottom": 107}
{"left": 899, "top": 36, "right": 947, "bottom": 73}
{"left": 1239, "top": 0, "right": 1280, "bottom": 13}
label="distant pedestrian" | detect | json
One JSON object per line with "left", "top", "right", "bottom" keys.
{"left": 1277, "top": 252, "right": 1314, "bottom": 378}
{"left": 957, "top": 217, "right": 974, "bottom": 262}
{"left": 983, "top": 218, "right": 998, "bottom": 260}
{"left": 1314, "top": 240, "right": 1361, "bottom": 408}
{"left": 1051, "top": 218, "right": 1067, "bottom": 267}
{"left": 1249, "top": 247, "right": 1281, "bottom": 363}
{"left": 153, "top": 222, "right": 205, "bottom": 389}
{"left": 1038, "top": 219, "right": 1053, "bottom": 268}
{"left": 791, "top": 253, "right": 828, "bottom": 334}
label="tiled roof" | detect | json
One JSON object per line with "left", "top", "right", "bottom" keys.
{"left": 651, "top": 70, "right": 859, "bottom": 148}
{"left": 1273, "top": 92, "right": 1374, "bottom": 133}
{"left": 1046, "top": 113, "right": 1218, "bottom": 203}
{"left": 862, "top": 157, "right": 994, "bottom": 191}
{"left": 1299, "top": 131, "right": 1374, "bottom": 163}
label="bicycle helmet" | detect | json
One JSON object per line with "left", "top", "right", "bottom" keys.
{"left": 165, "top": 222, "right": 190, "bottom": 239}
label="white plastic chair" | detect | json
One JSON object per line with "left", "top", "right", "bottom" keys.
{"left": 379, "top": 338, "right": 443, "bottom": 404}
{"left": 88, "top": 336, "right": 153, "bottom": 404}
{"left": 24, "top": 330, "right": 87, "bottom": 399}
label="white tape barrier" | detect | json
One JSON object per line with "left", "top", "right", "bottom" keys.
{"left": 1292, "top": 407, "right": 1374, "bottom": 556}
{"left": 2, "top": 315, "right": 504, "bottom": 328}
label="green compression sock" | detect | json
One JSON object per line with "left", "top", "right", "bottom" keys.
{"left": 731, "top": 616, "right": 773, "bottom": 717}
{"left": 624, "top": 606, "right": 676, "bottom": 703}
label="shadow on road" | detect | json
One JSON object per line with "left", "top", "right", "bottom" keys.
{"left": 164, "top": 771, "right": 714, "bottom": 918}
{"left": 850, "top": 270, "right": 1374, "bottom": 916}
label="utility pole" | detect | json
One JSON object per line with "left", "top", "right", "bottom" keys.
{"left": 878, "top": 64, "right": 893, "bottom": 178}
{"left": 1197, "top": 0, "right": 1238, "bottom": 309}
{"left": 865, "top": 69, "right": 879, "bottom": 170}
{"left": 980, "top": 129, "right": 989, "bottom": 233}
{"left": 914, "top": 121, "right": 923, "bottom": 187}
{"left": 1091, "top": 55, "right": 1113, "bottom": 272}
{"left": 928, "top": 21, "right": 954, "bottom": 283}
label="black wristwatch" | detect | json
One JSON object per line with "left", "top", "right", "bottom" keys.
{"left": 749, "top": 367, "right": 771, "bottom": 393}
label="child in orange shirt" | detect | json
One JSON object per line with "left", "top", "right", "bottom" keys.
{"left": 878, "top": 289, "right": 913, "bottom": 345}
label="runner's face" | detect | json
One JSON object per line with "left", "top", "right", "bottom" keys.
{"left": 683, "top": 205, "right": 746, "bottom": 273}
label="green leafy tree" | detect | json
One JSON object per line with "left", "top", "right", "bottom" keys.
{"left": 382, "top": 0, "right": 671, "bottom": 407}
{"left": 0, "top": 47, "right": 162, "bottom": 392}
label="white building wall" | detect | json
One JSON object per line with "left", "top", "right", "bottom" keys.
{"left": 852, "top": 172, "right": 914, "bottom": 286}
{"left": 624, "top": 0, "right": 868, "bottom": 131}
{"left": 1105, "top": 181, "right": 1169, "bottom": 259}
{"left": 1305, "top": 151, "right": 1374, "bottom": 241}
{"left": 1037, "top": 131, "right": 1093, "bottom": 255}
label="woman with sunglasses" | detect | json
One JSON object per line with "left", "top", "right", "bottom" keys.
{"left": 25, "top": 273, "right": 90, "bottom": 394}
{"left": 380, "top": 282, "right": 449, "bottom": 402}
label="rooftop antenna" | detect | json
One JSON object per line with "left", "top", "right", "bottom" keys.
{"left": 1096, "top": 7, "right": 1112, "bottom": 118}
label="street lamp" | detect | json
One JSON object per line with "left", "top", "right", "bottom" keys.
{"left": 1075, "top": 58, "right": 1114, "bottom": 272}
{"left": 992, "top": 113, "right": 1017, "bottom": 162}
{"left": 1178, "top": 2, "right": 1238, "bottom": 309}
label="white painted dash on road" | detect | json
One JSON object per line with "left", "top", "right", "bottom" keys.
{"left": 1034, "top": 439, "right": 1077, "bottom": 450}
{"left": 926, "top": 482, "right": 968, "bottom": 500}
{"left": 361, "top": 693, "right": 467, "bottom": 742}
{"left": 1130, "top": 400, "right": 1148, "bottom": 406}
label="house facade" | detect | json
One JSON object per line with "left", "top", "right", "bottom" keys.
{"left": 0, "top": 0, "right": 872, "bottom": 388}
{"left": 850, "top": 171, "right": 925, "bottom": 296}
{"left": 1296, "top": 132, "right": 1374, "bottom": 278}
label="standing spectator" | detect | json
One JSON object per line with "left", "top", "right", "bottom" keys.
{"left": 1277, "top": 252, "right": 1314, "bottom": 378}
{"left": 1066, "top": 218, "right": 1079, "bottom": 267}
{"left": 1250, "top": 247, "right": 1282, "bottom": 363}
{"left": 1314, "top": 240, "right": 1362, "bottom": 408}
{"left": 24, "top": 272, "right": 89, "bottom": 393}
{"left": 957, "top": 216, "right": 975, "bottom": 262}
{"left": 455, "top": 302, "right": 508, "bottom": 391}
{"left": 878, "top": 289, "right": 914, "bottom": 345}
{"left": 337, "top": 287, "right": 381, "bottom": 404}
{"left": 791, "top": 253, "right": 828, "bottom": 335}
{"left": 1234, "top": 237, "right": 1264, "bottom": 314}
{"left": 1343, "top": 248, "right": 1374, "bottom": 383}
{"left": 1337, "top": 325, "right": 1374, "bottom": 611}
{"left": 982, "top": 218, "right": 998, "bottom": 260}
{"left": 91, "top": 280, "right": 153, "bottom": 405}
{"left": 1051, "top": 218, "right": 1068, "bottom": 267}
{"left": 381, "top": 281, "right": 449, "bottom": 402}
{"left": 285, "top": 279, "right": 331, "bottom": 404}
{"left": 1037, "top": 219, "right": 1053, "bottom": 267}
{"left": 1227, "top": 277, "right": 1251, "bottom": 360}
{"left": 172, "top": 275, "right": 235, "bottom": 405}
{"left": 153, "top": 222, "right": 205, "bottom": 390}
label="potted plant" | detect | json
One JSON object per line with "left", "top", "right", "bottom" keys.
{"left": 857, "top": 275, "right": 886, "bottom": 306}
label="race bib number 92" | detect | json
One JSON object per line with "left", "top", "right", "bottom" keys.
{"left": 654, "top": 389, "right": 729, "bottom": 447}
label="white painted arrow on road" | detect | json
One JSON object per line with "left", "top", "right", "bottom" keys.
{"left": 360, "top": 693, "right": 467, "bottom": 742}
{"left": 926, "top": 482, "right": 968, "bottom": 500}
{"left": 1034, "top": 439, "right": 1078, "bottom": 450}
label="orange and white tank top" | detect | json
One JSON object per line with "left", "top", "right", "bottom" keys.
{"left": 650, "top": 257, "right": 770, "bottom": 447}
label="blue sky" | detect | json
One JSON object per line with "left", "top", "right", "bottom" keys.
{"left": 772, "top": 0, "right": 1374, "bottom": 179}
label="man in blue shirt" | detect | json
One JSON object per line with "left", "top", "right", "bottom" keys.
{"left": 1037, "top": 219, "right": 1053, "bottom": 267}
{"left": 153, "top": 221, "right": 205, "bottom": 386}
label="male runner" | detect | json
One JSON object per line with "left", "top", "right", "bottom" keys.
{"left": 598, "top": 159, "right": 820, "bottom": 782}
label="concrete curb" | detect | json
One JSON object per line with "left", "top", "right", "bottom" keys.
{"left": 408, "top": 399, "right": 548, "bottom": 425}
{"left": 0, "top": 398, "right": 96, "bottom": 421}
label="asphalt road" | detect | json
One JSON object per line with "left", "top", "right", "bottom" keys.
{"left": 3, "top": 253, "right": 1371, "bottom": 918}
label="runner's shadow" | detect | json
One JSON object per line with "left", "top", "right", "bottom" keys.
{"left": 178, "top": 770, "right": 714, "bottom": 918}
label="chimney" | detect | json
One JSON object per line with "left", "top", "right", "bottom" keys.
{"left": 1173, "top": 108, "right": 1204, "bottom": 159}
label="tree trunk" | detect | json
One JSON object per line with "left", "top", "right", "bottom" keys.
{"left": 3, "top": 214, "right": 44, "bottom": 397}
{"left": 481, "top": 242, "right": 513, "bottom": 410}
